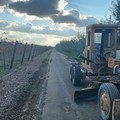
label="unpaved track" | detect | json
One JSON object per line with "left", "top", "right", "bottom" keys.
{"left": 42, "top": 50, "right": 99, "bottom": 120}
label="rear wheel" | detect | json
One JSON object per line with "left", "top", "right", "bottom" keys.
{"left": 98, "top": 83, "right": 119, "bottom": 120}
{"left": 70, "top": 63, "right": 82, "bottom": 86}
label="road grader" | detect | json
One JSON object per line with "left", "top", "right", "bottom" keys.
{"left": 70, "top": 24, "right": 120, "bottom": 120}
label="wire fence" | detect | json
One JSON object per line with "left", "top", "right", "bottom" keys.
{"left": 0, "top": 40, "right": 50, "bottom": 76}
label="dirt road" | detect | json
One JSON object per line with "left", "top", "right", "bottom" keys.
{"left": 42, "top": 50, "right": 99, "bottom": 120}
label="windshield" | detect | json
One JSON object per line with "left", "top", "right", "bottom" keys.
{"left": 94, "top": 29, "right": 113, "bottom": 48}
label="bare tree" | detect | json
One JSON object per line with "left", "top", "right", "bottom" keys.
{"left": 112, "top": 0, "right": 120, "bottom": 23}
{"left": 56, "top": 32, "right": 86, "bottom": 58}
{"left": 100, "top": 15, "right": 114, "bottom": 24}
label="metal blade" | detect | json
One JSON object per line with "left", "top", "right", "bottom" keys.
{"left": 74, "top": 87, "right": 99, "bottom": 102}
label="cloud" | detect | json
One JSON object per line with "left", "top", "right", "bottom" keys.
{"left": 0, "top": 20, "right": 77, "bottom": 37}
{"left": 0, "top": 20, "right": 11, "bottom": 27}
{"left": 9, "top": 0, "right": 62, "bottom": 17}
{"left": 8, "top": 0, "right": 98, "bottom": 26}
{"left": 69, "top": 9, "right": 79, "bottom": 18}
{"left": 84, "top": 17, "right": 99, "bottom": 25}
{"left": 37, "top": 26, "right": 77, "bottom": 36}
{"left": 0, "top": 0, "right": 11, "bottom": 6}
{"left": 11, "top": 22, "right": 33, "bottom": 33}
{"left": 51, "top": 9, "right": 99, "bottom": 26}
{"left": 0, "top": 29, "right": 72, "bottom": 46}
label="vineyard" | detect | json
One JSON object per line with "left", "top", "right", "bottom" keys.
{"left": 0, "top": 41, "right": 50, "bottom": 76}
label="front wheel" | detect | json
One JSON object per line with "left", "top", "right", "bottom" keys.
{"left": 98, "top": 83, "right": 119, "bottom": 120}
{"left": 70, "top": 63, "right": 82, "bottom": 86}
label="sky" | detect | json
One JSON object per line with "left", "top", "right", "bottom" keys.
{"left": 0, "top": 0, "right": 113, "bottom": 46}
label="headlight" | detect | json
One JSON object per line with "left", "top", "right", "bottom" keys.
{"left": 114, "top": 65, "right": 120, "bottom": 75}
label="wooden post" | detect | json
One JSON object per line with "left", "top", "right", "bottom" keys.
{"left": 21, "top": 43, "right": 27, "bottom": 64}
{"left": 9, "top": 41, "right": 18, "bottom": 69}
{"left": 28, "top": 44, "right": 33, "bottom": 61}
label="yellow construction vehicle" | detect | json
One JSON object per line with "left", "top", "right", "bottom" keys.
{"left": 70, "top": 24, "right": 120, "bottom": 120}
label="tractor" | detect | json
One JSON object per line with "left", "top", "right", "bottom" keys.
{"left": 70, "top": 24, "right": 120, "bottom": 120}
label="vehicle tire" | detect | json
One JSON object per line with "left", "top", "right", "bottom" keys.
{"left": 98, "top": 83, "right": 120, "bottom": 120}
{"left": 70, "top": 63, "right": 82, "bottom": 86}
{"left": 70, "top": 63, "right": 77, "bottom": 81}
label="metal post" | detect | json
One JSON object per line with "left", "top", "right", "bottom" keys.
{"left": 9, "top": 41, "right": 18, "bottom": 69}
{"left": 21, "top": 43, "right": 27, "bottom": 64}
{"left": 28, "top": 44, "right": 33, "bottom": 61}
{"left": 31, "top": 46, "right": 36, "bottom": 59}
{"left": 35, "top": 47, "right": 39, "bottom": 57}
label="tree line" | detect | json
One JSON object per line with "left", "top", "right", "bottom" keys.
{"left": 56, "top": 33, "right": 86, "bottom": 59}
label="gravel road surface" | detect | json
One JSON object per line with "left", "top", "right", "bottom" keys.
{"left": 42, "top": 50, "right": 99, "bottom": 120}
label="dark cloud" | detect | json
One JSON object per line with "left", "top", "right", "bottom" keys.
{"left": 51, "top": 9, "right": 99, "bottom": 26}
{"left": 9, "top": 0, "right": 61, "bottom": 17}
{"left": 51, "top": 10, "right": 81, "bottom": 25}
{"left": 0, "top": 0, "right": 11, "bottom": 6}
{"left": 8, "top": 1, "right": 98, "bottom": 26}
